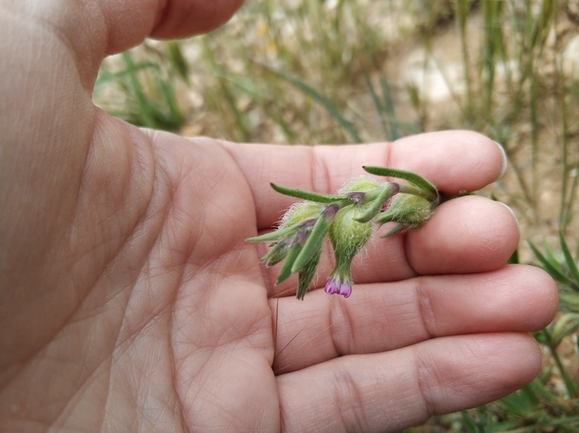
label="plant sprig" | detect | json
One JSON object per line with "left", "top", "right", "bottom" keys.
{"left": 248, "top": 166, "right": 440, "bottom": 299}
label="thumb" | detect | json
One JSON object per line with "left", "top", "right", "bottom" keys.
{"left": 0, "top": 0, "right": 242, "bottom": 369}
{"left": 3, "top": 0, "right": 243, "bottom": 86}
{"left": 98, "top": 0, "right": 245, "bottom": 55}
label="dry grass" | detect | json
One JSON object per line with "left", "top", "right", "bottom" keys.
{"left": 94, "top": 1, "right": 579, "bottom": 431}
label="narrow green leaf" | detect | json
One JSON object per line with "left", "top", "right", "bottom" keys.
{"left": 94, "top": 62, "right": 157, "bottom": 89}
{"left": 553, "top": 348, "right": 578, "bottom": 396}
{"left": 552, "top": 313, "right": 579, "bottom": 343}
{"left": 246, "top": 224, "right": 299, "bottom": 242}
{"left": 362, "top": 166, "right": 437, "bottom": 198}
{"left": 493, "top": 420, "right": 521, "bottom": 432}
{"left": 270, "top": 183, "right": 343, "bottom": 203}
{"left": 532, "top": 328, "right": 552, "bottom": 345}
{"left": 460, "top": 411, "right": 478, "bottom": 433}
{"left": 528, "top": 241, "right": 574, "bottom": 285}
{"left": 560, "top": 290, "right": 579, "bottom": 313}
{"left": 500, "top": 386, "right": 537, "bottom": 416}
{"left": 122, "top": 52, "right": 158, "bottom": 129}
{"left": 529, "top": 378, "right": 559, "bottom": 403}
{"left": 166, "top": 41, "right": 189, "bottom": 83}
{"left": 354, "top": 184, "right": 395, "bottom": 223}
{"left": 559, "top": 232, "right": 579, "bottom": 284}
{"left": 542, "top": 240, "right": 569, "bottom": 275}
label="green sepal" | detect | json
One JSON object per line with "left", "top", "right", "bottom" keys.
{"left": 375, "top": 194, "right": 432, "bottom": 227}
{"left": 296, "top": 249, "right": 322, "bottom": 300}
{"left": 246, "top": 223, "right": 300, "bottom": 242}
{"left": 381, "top": 224, "right": 405, "bottom": 238}
{"left": 291, "top": 209, "right": 335, "bottom": 273}
{"left": 276, "top": 244, "right": 303, "bottom": 285}
{"left": 354, "top": 184, "right": 396, "bottom": 223}
{"left": 270, "top": 183, "right": 344, "bottom": 203}
{"left": 260, "top": 239, "right": 291, "bottom": 266}
{"left": 362, "top": 166, "right": 437, "bottom": 199}
{"left": 291, "top": 220, "right": 329, "bottom": 273}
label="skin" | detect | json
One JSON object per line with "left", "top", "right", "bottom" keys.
{"left": 0, "top": 0, "right": 558, "bottom": 432}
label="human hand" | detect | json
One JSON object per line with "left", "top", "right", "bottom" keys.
{"left": 0, "top": 1, "right": 558, "bottom": 432}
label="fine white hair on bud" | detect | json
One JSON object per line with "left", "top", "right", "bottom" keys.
{"left": 338, "top": 176, "right": 380, "bottom": 194}
{"left": 281, "top": 201, "right": 324, "bottom": 228}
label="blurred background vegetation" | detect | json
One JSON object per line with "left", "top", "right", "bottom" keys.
{"left": 93, "top": 0, "right": 578, "bottom": 431}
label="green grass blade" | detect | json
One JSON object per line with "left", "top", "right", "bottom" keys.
{"left": 214, "top": 73, "right": 300, "bottom": 143}
{"left": 559, "top": 232, "right": 579, "bottom": 284}
{"left": 153, "top": 70, "right": 184, "bottom": 131}
{"left": 259, "top": 64, "right": 363, "bottom": 143}
{"left": 379, "top": 76, "right": 400, "bottom": 140}
{"left": 528, "top": 240, "right": 574, "bottom": 285}
{"left": 122, "top": 52, "right": 158, "bottom": 129}
{"left": 529, "top": 378, "right": 559, "bottom": 404}
{"left": 362, "top": 71, "right": 391, "bottom": 141}
{"left": 507, "top": 248, "right": 519, "bottom": 265}
{"left": 95, "top": 62, "right": 158, "bottom": 89}
{"left": 552, "top": 313, "right": 579, "bottom": 343}
{"left": 551, "top": 345, "right": 578, "bottom": 397}
{"left": 166, "top": 41, "right": 189, "bottom": 83}
{"left": 542, "top": 240, "right": 573, "bottom": 278}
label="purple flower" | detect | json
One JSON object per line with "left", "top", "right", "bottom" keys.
{"left": 324, "top": 275, "right": 352, "bottom": 298}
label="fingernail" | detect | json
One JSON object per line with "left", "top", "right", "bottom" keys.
{"left": 498, "top": 202, "right": 520, "bottom": 235}
{"left": 493, "top": 141, "right": 508, "bottom": 179}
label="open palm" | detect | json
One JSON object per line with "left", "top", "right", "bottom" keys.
{"left": 0, "top": 1, "right": 558, "bottom": 432}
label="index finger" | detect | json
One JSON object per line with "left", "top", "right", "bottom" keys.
{"left": 221, "top": 130, "right": 506, "bottom": 229}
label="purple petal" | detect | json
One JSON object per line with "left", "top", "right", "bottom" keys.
{"left": 338, "top": 281, "right": 352, "bottom": 298}
{"left": 324, "top": 278, "right": 338, "bottom": 295}
{"left": 324, "top": 277, "right": 352, "bottom": 298}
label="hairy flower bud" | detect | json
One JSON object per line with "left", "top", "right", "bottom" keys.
{"left": 339, "top": 176, "right": 380, "bottom": 195}
{"left": 330, "top": 207, "right": 373, "bottom": 264}
{"left": 376, "top": 193, "right": 433, "bottom": 228}
{"left": 323, "top": 178, "right": 379, "bottom": 298}
{"left": 281, "top": 201, "right": 324, "bottom": 228}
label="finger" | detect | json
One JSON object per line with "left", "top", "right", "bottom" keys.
{"left": 93, "top": 0, "right": 244, "bottom": 55}
{"left": 406, "top": 196, "right": 519, "bottom": 275}
{"left": 271, "top": 265, "right": 556, "bottom": 374}
{"left": 262, "top": 195, "right": 519, "bottom": 298}
{"left": 222, "top": 130, "right": 506, "bottom": 229}
{"left": 277, "top": 333, "right": 541, "bottom": 432}
{"left": 151, "top": 0, "right": 245, "bottom": 39}
{"left": 15, "top": 0, "right": 244, "bottom": 78}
